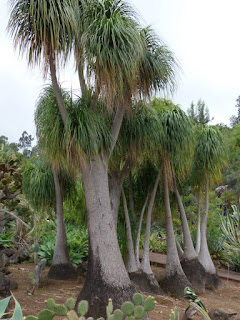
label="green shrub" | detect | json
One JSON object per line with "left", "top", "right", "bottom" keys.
{"left": 37, "top": 223, "right": 88, "bottom": 265}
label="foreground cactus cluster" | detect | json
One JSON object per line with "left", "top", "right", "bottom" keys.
{"left": 25, "top": 293, "right": 156, "bottom": 320}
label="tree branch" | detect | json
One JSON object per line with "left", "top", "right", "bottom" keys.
{"left": 0, "top": 209, "right": 31, "bottom": 229}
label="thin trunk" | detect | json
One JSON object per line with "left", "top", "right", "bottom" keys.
{"left": 175, "top": 239, "right": 184, "bottom": 260}
{"left": 141, "top": 173, "right": 161, "bottom": 274}
{"left": 49, "top": 55, "right": 68, "bottom": 126}
{"left": 129, "top": 171, "right": 135, "bottom": 214}
{"left": 122, "top": 189, "right": 138, "bottom": 273}
{"left": 198, "top": 173, "right": 216, "bottom": 274}
{"left": 195, "top": 189, "right": 201, "bottom": 255}
{"left": 78, "top": 63, "right": 87, "bottom": 97}
{"left": 135, "top": 194, "right": 149, "bottom": 268}
{"left": 173, "top": 178, "right": 197, "bottom": 260}
{"left": 109, "top": 161, "right": 131, "bottom": 228}
{"left": 77, "top": 47, "right": 87, "bottom": 97}
{"left": 52, "top": 168, "right": 70, "bottom": 265}
{"left": 163, "top": 166, "right": 185, "bottom": 277}
{"left": 78, "top": 156, "right": 134, "bottom": 317}
{"left": 34, "top": 215, "right": 38, "bottom": 265}
{"left": 110, "top": 104, "right": 125, "bottom": 154}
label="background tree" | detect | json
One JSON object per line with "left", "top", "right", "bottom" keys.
{"left": 192, "top": 126, "right": 226, "bottom": 288}
{"left": 187, "top": 99, "right": 213, "bottom": 126}
{"left": 22, "top": 158, "right": 77, "bottom": 280}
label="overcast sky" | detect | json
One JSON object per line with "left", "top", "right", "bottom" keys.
{"left": 1, "top": 0, "right": 240, "bottom": 143}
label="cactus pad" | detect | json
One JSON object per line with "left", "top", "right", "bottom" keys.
{"left": 133, "top": 306, "right": 145, "bottom": 319}
{"left": 113, "top": 309, "right": 123, "bottom": 320}
{"left": 66, "top": 298, "right": 75, "bottom": 311}
{"left": 78, "top": 300, "right": 89, "bottom": 316}
{"left": 144, "top": 297, "right": 155, "bottom": 311}
{"left": 46, "top": 298, "right": 56, "bottom": 310}
{"left": 54, "top": 304, "right": 67, "bottom": 316}
{"left": 67, "top": 310, "right": 79, "bottom": 320}
{"left": 38, "top": 309, "right": 55, "bottom": 320}
{"left": 132, "top": 293, "right": 143, "bottom": 306}
{"left": 121, "top": 301, "right": 134, "bottom": 316}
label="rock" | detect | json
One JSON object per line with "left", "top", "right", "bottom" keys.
{"left": 9, "top": 249, "right": 29, "bottom": 264}
{"left": 0, "top": 272, "right": 10, "bottom": 298}
{"left": 208, "top": 310, "right": 237, "bottom": 320}
{"left": 215, "top": 185, "right": 229, "bottom": 197}
{"left": 0, "top": 248, "right": 16, "bottom": 257}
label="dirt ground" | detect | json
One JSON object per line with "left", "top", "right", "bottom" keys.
{"left": 7, "top": 263, "right": 240, "bottom": 319}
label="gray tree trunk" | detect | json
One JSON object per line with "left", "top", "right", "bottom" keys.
{"left": 175, "top": 239, "right": 184, "bottom": 260}
{"left": 195, "top": 190, "right": 201, "bottom": 255}
{"left": 129, "top": 171, "right": 135, "bottom": 214}
{"left": 49, "top": 55, "right": 68, "bottom": 126}
{"left": 52, "top": 168, "right": 70, "bottom": 266}
{"left": 198, "top": 173, "right": 216, "bottom": 274}
{"left": 163, "top": 168, "right": 185, "bottom": 277}
{"left": 173, "top": 179, "right": 197, "bottom": 260}
{"left": 109, "top": 175, "right": 122, "bottom": 228}
{"left": 141, "top": 173, "right": 161, "bottom": 274}
{"left": 135, "top": 194, "right": 149, "bottom": 268}
{"left": 78, "top": 155, "right": 134, "bottom": 317}
{"left": 122, "top": 189, "right": 138, "bottom": 273}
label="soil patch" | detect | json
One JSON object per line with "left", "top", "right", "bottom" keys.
{"left": 7, "top": 263, "right": 240, "bottom": 319}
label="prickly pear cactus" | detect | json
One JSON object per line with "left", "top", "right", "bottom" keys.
{"left": 25, "top": 293, "right": 156, "bottom": 320}
{"left": 169, "top": 307, "right": 179, "bottom": 320}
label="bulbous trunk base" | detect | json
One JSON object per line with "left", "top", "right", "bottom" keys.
{"left": 160, "top": 272, "right": 191, "bottom": 298}
{"left": 129, "top": 271, "right": 163, "bottom": 295}
{"left": 205, "top": 272, "right": 222, "bottom": 290}
{"left": 48, "top": 263, "right": 77, "bottom": 280}
{"left": 181, "top": 258, "right": 206, "bottom": 294}
{"left": 77, "top": 275, "right": 136, "bottom": 318}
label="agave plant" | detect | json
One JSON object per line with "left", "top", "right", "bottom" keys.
{"left": 221, "top": 205, "right": 240, "bottom": 250}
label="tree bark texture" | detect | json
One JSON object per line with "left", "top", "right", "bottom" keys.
{"left": 195, "top": 190, "right": 201, "bottom": 255}
{"left": 135, "top": 194, "right": 149, "bottom": 268}
{"left": 48, "top": 168, "right": 77, "bottom": 280}
{"left": 161, "top": 166, "right": 190, "bottom": 298}
{"left": 141, "top": 173, "right": 160, "bottom": 274}
{"left": 163, "top": 169, "right": 184, "bottom": 277}
{"left": 49, "top": 54, "right": 68, "bottom": 126}
{"left": 173, "top": 178, "right": 197, "bottom": 260}
{"left": 198, "top": 173, "right": 216, "bottom": 274}
{"left": 129, "top": 171, "right": 135, "bottom": 214}
{"left": 52, "top": 168, "right": 70, "bottom": 266}
{"left": 77, "top": 156, "right": 134, "bottom": 318}
{"left": 122, "top": 189, "right": 138, "bottom": 273}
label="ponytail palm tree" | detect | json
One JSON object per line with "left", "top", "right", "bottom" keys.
{"left": 152, "top": 98, "right": 191, "bottom": 298}
{"left": 8, "top": 0, "right": 76, "bottom": 125}
{"left": 22, "top": 159, "right": 76, "bottom": 280}
{"left": 10, "top": 0, "right": 179, "bottom": 315}
{"left": 192, "top": 126, "right": 226, "bottom": 288}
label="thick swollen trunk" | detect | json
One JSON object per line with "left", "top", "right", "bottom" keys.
{"left": 109, "top": 175, "right": 122, "bottom": 228}
{"left": 77, "top": 156, "right": 134, "bottom": 318}
{"left": 135, "top": 194, "right": 149, "bottom": 268}
{"left": 198, "top": 175, "right": 216, "bottom": 274}
{"left": 195, "top": 190, "right": 201, "bottom": 255}
{"left": 49, "top": 55, "right": 68, "bottom": 126}
{"left": 48, "top": 168, "right": 76, "bottom": 280}
{"left": 198, "top": 174, "right": 221, "bottom": 289}
{"left": 161, "top": 167, "right": 190, "bottom": 298}
{"left": 173, "top": 179, "right": 197, "bottom": 260}
{"left": 122, "top": 190, "right": 138, "bottom": 273}
{"left": 141, "top": 173, "right": 160, "bottom": 274}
